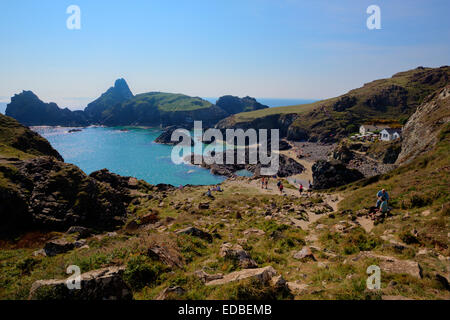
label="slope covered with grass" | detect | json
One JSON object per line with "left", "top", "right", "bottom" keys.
{"left": 218, "top": 66, "right": 449, "bottom": 142}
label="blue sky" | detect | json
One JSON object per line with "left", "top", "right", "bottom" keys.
{"left": 0, "top": 0, "right": 449, "bottom": 110}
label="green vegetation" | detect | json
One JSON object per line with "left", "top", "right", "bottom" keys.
{"left": 219, "top": 66, "right": 450, "bottom": 142}
{"left": 130, "top": 92, "right": 213, "bottom": 112}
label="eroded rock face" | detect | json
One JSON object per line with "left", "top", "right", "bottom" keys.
{"left": 397, "top": 85, "right": 450, "bottom": 164}
{"left": 312, "top": 160, "right": 364, "bottom": 190}
{"left": 29, "top": 266, "right": 132, "bottom": 300}
{"left": 0, "top": 157, "right": 135, "bottom": 235}
{"left": 219, "top": 243, "right": 258, "bottom": 268}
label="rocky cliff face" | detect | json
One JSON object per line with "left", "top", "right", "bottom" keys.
{"left": 311, "top": 160, "right": 364, "bottom": 190}
{"left": 6, "top": 79, "right": 230, "bottom": 128}
{"left": 84, "top": 78, "right": 134, "bottom": 123}
{"left": 215, "top": 96, "right": 269, "bottom": 115}
{"left": 0, "top": 114, "right": 143, "bottom": 237}
{"left": 0, "top": 157, "right": 136, "bottom": 236}
{"left": 6, "top": 91, "right": 88, "bottom": 127}
{"left": 397, "top": 85, "right": 450, "bottom": 164}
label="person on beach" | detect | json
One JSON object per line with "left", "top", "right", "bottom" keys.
{"left": 299, "top": 183, "right": 303, "bottom": 195}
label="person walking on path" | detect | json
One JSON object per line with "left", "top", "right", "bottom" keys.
{"left": 278, "top": 181, "right": 284, "bottom": 194}
{"left": 299, "top": 183, "right": 303, "bottom": 195}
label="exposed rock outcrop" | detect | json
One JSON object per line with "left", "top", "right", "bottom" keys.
{"left": 6, "top": 91, "right": 88, "bottom": 127}
{"left": 215, "top": 95, "right": 269, "bottom": 115}
{"left": 175, "top": 226, "right": 213, "bottom": 242}
{"left": 29, "top": 266, "right": 132, "bottom": 300}
{"left": 85, "top": 78, "right": 134, "bottom": 123}
{"left": 205, "top": 266, "right": 277, "bottom": 286}
{"left": 154, "top": 125, "right": 195, "bottom": 145}
{"left": 219, "top": 243, "right": 258, "bottom": 268}
{"left": 397, "top": 85, "right": 450, "bottom": 164}
{"left": 0, "top": 113, "right": 63, "bottom": 160}
{"left": 312, "top": 160, "right": 364, "bottom": 189}
{"left": 0, "top": 157, "right": 137, "bottom": 236}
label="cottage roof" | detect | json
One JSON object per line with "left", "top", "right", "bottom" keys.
{"left": 381, "top": 128, "right": 402, "bottom": 135}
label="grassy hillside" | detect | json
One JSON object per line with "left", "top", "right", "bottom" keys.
{"left": 218, "top": 66, "right": 449, "bottom": 142}
{"left": 129, "top": 92, "right": 213, "bottom": 112}
{"left": 0, "top": 114, "right": 62, "bottom": 160}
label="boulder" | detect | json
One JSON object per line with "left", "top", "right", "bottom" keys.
{"left": 355, "top": 252, "right": 422, "bottom": 278}
{"left": 198, "top": 202, "right": 210, "bottom": 210}
{"left": 194, "top": 270, "right": 224, "bottom": 283}
{"left": 29, "top": 266, "right": 132, "bottom": 300}
{"left": 205, "top": 266, "right": 277, "bottom": 286}
{"left": 156, "top": 286, "right": 186, "bottom": 300}
{"left": 66, "top": 226, "right": 92, "bottom": 239}
{"left": 219, "top": 243, "right": 258, "bottom": 268}
{"left": 176, "top": 226, "right": 213, "bottom": 242}
{"left": 435, "top": 273, "right": 450, "bottom": 291}
{"left": 269, "top": 275, "right": 288, "bottom": 290}
{"left": 147, "top": 244, "right": 184, "bottom": 269}
{"left": 243, "top": 228, "right": 265, "bottom": 237}
{"left": 43, "top": 239, "right": 75, "bottom": 257}
{"left": 286, "top": 282, "right": 309, "bottom": 294}
{"left": 293, "top": 246, "right": 316, "bottom": 261}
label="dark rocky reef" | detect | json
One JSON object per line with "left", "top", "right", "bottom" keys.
{"left": 311, "top": 160, "right": 364, "bottom": 190}
{"left": 154, "top": 126, "right": 195, "bottom": 146}
{"left": 185, "top": 147, "right": 304, "bottom": 178}
{"left": 215, "top": 95, "right": 269, "bottom": 115}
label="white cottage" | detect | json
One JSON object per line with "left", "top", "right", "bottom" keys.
{"left": 380, "top": 128, "right": 401, "bottom": 141}
{"left": 359, "top": 124, "right": 389, "bottom": 135}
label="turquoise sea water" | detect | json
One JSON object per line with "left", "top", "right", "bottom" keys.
{"left": 33, "top": 126, "right": 226, "bottom": 186}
